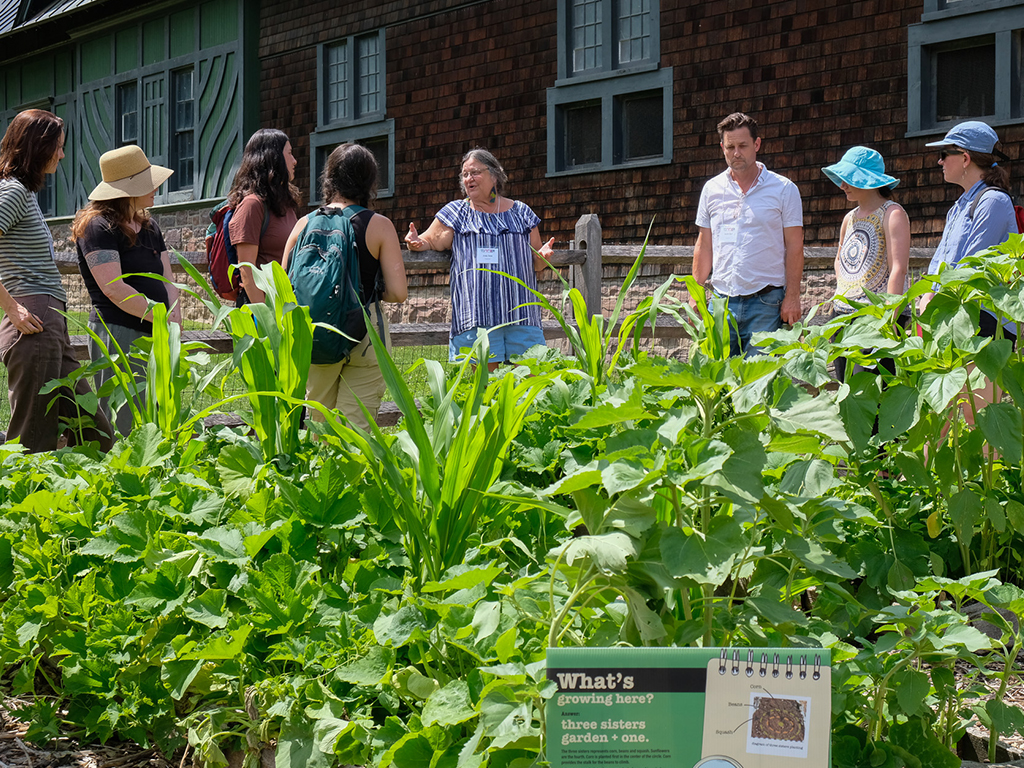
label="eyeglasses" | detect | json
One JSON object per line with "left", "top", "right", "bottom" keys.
{"left": 461, "top": 168, "right": 487, "bottom": 180}
{"left": 939, "top": 149, "right": 964, "bottom": 160}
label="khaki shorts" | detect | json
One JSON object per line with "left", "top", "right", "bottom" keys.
{"left": 306, "top": 305, "right": 389, "bottom": 431}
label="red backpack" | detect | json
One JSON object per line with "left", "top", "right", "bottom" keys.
{"left": 205, "top": 199, "right": 268, "bottom": 301}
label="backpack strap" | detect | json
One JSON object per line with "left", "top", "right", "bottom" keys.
{"left": 315, "top": 204, "right": 386, "bottom": 348}
{"left": 968, "top": 185, "right": 1013, "bottom": 220}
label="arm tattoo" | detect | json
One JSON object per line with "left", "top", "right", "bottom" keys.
{"left": 85, "top": 249, "right": 121, "bottom": 269}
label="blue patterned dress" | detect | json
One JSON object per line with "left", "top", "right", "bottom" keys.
{"left": 436, "top": 199, "right": 542, "bottom": 338}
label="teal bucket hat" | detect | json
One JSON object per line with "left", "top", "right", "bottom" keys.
{"left": 822, "top": 146, "right": 900, "bottom": 190}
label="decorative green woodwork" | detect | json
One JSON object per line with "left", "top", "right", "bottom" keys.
{"left": 75, "top": 83, "right": 112, "bottom": 204}
{"left": 55, "top": 50, "right": 72, "bottom": 94}
{"left": 142, "top": 19, "right": 166, "bottom": 67}
{"left": 169, "top": 9, "right": 194, "bottom": 59}
{"left": 116, "top": 27, "right": 139, "bottom": 74}
{"left": 53, "top": 100, "right": 74, "bottom": 215}
{"left": 198, "top": 51, "right": 240, "bottom": 198}
{"left": 80, "top": 35, "right": 112, "bottom": 84}
{"left": 0, "top": 0, "right": 251, "bottom": 215}
{"left": 201, "top": 0, "right": 238, "bottom": 50}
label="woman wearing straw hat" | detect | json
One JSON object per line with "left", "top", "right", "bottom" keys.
{"left": 821, "top": 146, "right": 910, "bottom": 382}
{"left": 72, "top": 145, "right": 180, "bottom": 436}
{"left": 0, "top": 109, "right": 113, "bottom": 452}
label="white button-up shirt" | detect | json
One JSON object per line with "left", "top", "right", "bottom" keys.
{"left": 696, "top": 162, "right": 803, "bottom": 297}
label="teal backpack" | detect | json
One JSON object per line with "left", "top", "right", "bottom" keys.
{"left": 287, "top": 205, "right": 381, "bottom": 365}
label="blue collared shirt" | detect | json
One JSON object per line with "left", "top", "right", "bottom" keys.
{"left": 928, "top": 180, "right": 1016, "bottom": 274}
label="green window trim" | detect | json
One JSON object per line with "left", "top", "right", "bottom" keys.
{"left": 546, "top": 67, "right": 673, "bottom": 176}
{"left": 309, "top": 119, "right": 396, "bottom": 203}
{"left": 908, "top": 2, "right": 1024, "bottom": 135}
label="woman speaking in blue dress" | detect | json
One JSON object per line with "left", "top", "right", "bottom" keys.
{"left": 404, "top": 149, "right": 554, "bottom": 370}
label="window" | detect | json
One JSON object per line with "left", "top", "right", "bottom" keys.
{"left": 320, "top": 31, "right": 385, "bottom": 127}
{"left": 548, "top": 0, "right": 671, "bottom": 174}
{"left": 117, "top": 81, "right": 139, "bottom": 146}
{"left": 311, "top": 29, "right": 394, "bottom": 200}
{"left": 170, "top": 68, "right": 195, "bottom": 191}
{"left": 907, "top": 1, "right": 1024, "bottom": 134}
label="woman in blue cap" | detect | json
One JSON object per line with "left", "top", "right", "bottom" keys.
{"left": 921, "top": 120, "right": 1017, "bottom": 430}
{"left": 822, "top": 146, "right": 910, "bottom": 382}
{"left": 919, "top": 120, "right": 1017, "bottom": 344}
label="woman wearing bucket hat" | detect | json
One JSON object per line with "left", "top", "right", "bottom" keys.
{"left": 821, "top": 146, "right": 910, "bottom": 382}
{"left": 72, "top": 144, "right": 180, "bottom": 436}
{"left": 0, "top": 109, "right": 113, "bottom": 452}
{"left": 920, "top": 120, "right": 1018, "bottom": 345}
{"left": 226, "top": 128, "right": 300, "bottom": 305}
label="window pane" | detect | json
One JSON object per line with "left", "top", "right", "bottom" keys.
{"left": 617, "top": 0, "right": 650, "bottom": 65}
{"left": 564, "top": 101, "right": 602, "bottom": 167}
{"left": 619, "top": 91, "right": 662, "bottom": 161}
{"left": 117, "top": 81, "right": 139, "bottom": 145}
{"left": 572, "top": 0, "right": 602, "bottom": 73}
{"left": 357, "top": 33, "right": 381, "bottom": 117}
{"left": 171, "top": 69, "right": 195, "bottom": 189}
{"left": 360, "top": 135, "right": 389, "bottom": 192}
{"left": 326, "top": 41, "right": 349, "bottom": 123}
{"left": 935, "top": 39, "right": 995, "bottom": 122}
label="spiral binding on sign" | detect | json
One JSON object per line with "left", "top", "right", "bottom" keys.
{"left": 716, "top": 650, "right": 824, "bottom": 682}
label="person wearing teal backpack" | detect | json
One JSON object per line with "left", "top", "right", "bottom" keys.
{"left": 283, "top": 143, "right": 407, "bottom": 430}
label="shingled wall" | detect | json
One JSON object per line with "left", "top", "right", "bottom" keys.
{"left": 255, "top": 0, "right": 1024, "bottom": 252}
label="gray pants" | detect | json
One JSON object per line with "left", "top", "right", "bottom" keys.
{"left": 88, "top": 319, "right": 146, "bottom": 437}
{"left": 0, "top": 295, "right": 113, "bottom": 452}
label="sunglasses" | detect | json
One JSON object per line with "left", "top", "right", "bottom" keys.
{"left": 939, "top": 149, "right": 964, "bottom": 160}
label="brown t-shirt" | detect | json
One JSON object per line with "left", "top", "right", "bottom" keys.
{"left": 228, "top": 194, "right": 297, "bottom": 267}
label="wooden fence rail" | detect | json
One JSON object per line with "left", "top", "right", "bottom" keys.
{"left": 53, "top": 214, "right": 936, "bottom": 425}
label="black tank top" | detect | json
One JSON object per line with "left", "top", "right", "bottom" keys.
{"left": 349, "top": 207, "right": 383, "bottom": 305}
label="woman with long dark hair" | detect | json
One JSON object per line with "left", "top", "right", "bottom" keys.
{"left": 72, "top": 145, "right": 179, "bottom": 436}
{"left": 0, "top": 109, "right": 113, "bottom": 452}
{"left": 227, "top": 128, "right": 301, "bottom": 304}
{"left": 283, "top": 143, "right": 407, "bottom": 429}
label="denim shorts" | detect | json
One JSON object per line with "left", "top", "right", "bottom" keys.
{"left": 449, "top": 324, "right": 546, "bottom": 363}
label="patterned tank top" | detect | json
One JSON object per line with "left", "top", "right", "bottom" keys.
{"left": 834, "top": 200, "right": 907, "bottom": 314}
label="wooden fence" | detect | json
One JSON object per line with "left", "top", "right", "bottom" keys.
{"left": 54, "top": 214, "right": 935, "bottom": 425}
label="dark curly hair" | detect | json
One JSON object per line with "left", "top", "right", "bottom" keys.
{"left": 321, "top": 143, "right": 377, "bottom": 207}
{"left": 227, "top": 128, "right": 301, "bottom": 217}
{"left": 0, "top": 109, "right": 65, "bottom": 193}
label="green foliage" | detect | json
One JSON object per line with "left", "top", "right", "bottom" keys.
{"left": 3, "top": 234, "right": 1024, "bottom": 767}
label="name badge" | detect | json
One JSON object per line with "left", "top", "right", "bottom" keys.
{"left": 477, "top": 247, "right": 500, "bottom": 265}
{"left": 719, "top": 223, "right": 739, "bottom": 245}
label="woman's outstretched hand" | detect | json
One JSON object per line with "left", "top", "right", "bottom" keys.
{"left": 404, "top": 223, "right": 425, "bottom": 251}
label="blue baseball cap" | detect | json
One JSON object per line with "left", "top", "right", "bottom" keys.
{"left": 822, "top": 146, "right": 899, "bottom": 190}
{"left": 925, "top": 121, "right": 1000, "bottom": 153}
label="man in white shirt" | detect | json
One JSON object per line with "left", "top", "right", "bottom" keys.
{"left": 691, "top": 112, "right": 804, "bottom": 355}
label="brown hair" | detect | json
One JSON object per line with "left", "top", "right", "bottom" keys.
{"left": 227, "top": 128, "right": 301, "bottom": 217}
{"left": 71, "top": 197, "right": 152, "bottom": 246}
{"left": 717, "top": 112, "right": 759, "bottom": 141}
{"left": 0, "top": 109, "right": 64, "bottom": 192}
{"left": 321, "top": 143, "right": 377, "bottom": 207}
{"left": 966, "top": 150, "right": 1012, "bottom": 190}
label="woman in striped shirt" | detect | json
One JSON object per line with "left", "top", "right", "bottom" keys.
{"left": 0, "top": 110, "right": 113, "bottom": 452}
{"left": 405, "top": 149, "right": 554, "bottom": 370}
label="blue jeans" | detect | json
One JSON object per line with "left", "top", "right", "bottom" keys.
{"left": 715, "top": 287, "right": 784, "bottom": 357}
{"left": 449, "top": 324, "right": 546, "bottom": 363}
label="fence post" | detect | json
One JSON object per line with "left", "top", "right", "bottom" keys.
{"left": 573, "top": 214, "right": 602, "bottom": 319}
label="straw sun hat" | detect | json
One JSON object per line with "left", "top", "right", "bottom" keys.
{"left": 88, "top": 145, "right": 173, "bottom": 201}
